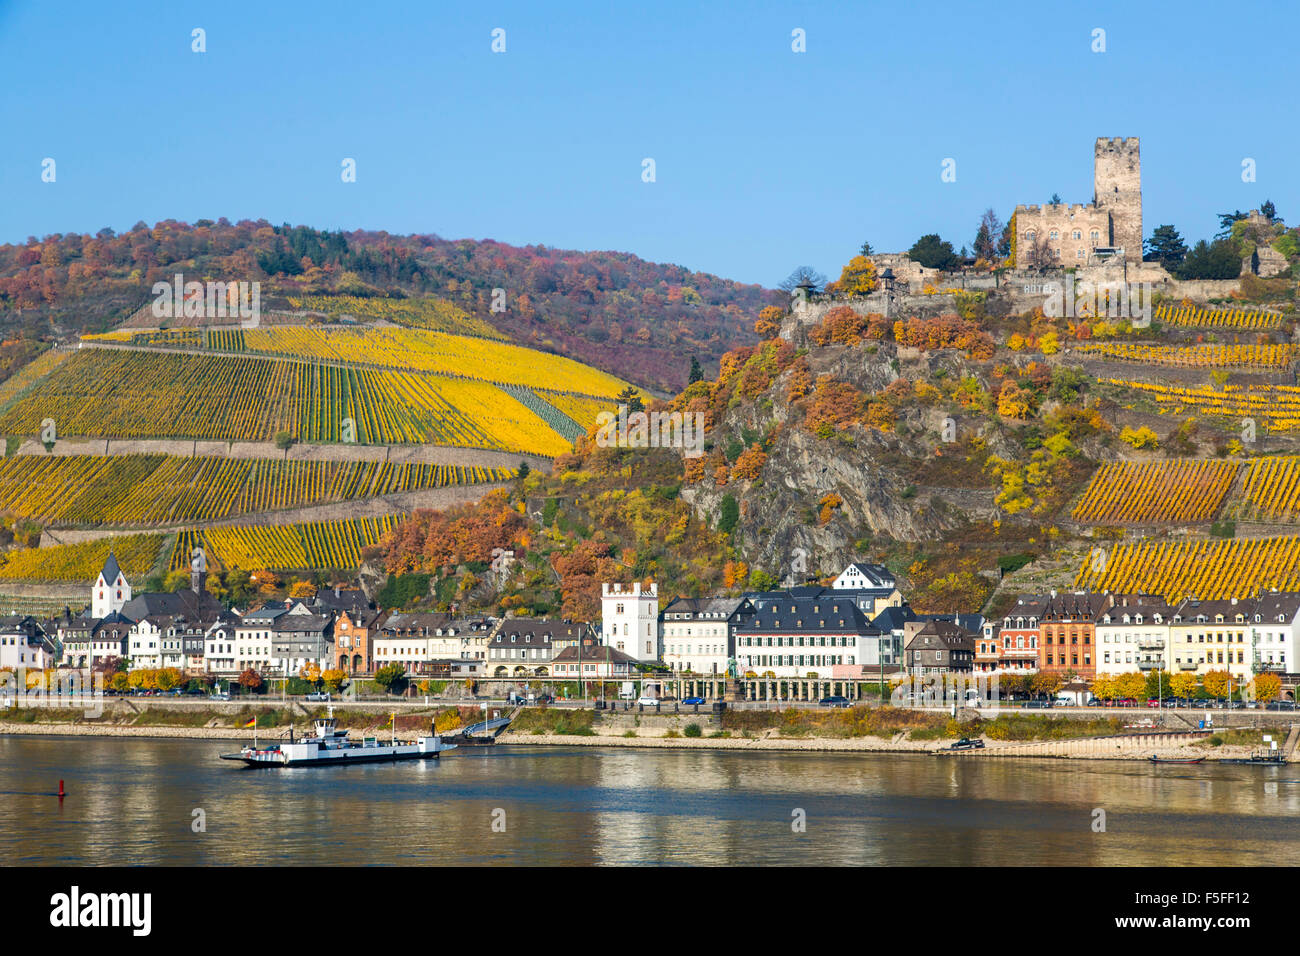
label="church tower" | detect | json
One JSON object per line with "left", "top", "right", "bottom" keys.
{"left": 92, "top": 551, "right": 131, "bottom": 619}
{"left": 1094, "top": 137, "right": 1142, "bottom": 264}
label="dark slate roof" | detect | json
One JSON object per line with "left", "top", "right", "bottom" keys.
{"left": 313, "top": 588, "right": 372, "bottom": 612}
{"left": 737, "top": 595, "right": 873, "bottom": 634}
{"left": 1253, "top": 592, "right": 1300, "bottom": 622}
{"left": 870, "top": 604, "right": 918, "bottom": 632}
{"left": 274, "top": 613, "right": 334, "bottom": 634}
{"left": 120, "top": 588, "right": 223, "bottom": 623}
{"left": 660, "top": 596, "right": 754, "bottom": 621}
{"left": 1003, "top": 594, "right": 1051, "bottom": 624}
{"left": 917, "top": 611, "right": 985, "bottom": 633}
{"left": 490, "top": 618, "right": 588, "bottom": 647}
{"left": 1172, "top": 597, "right": 1252, "bottom": 622}
{"left": 1042, "top": 592, "right": 1112, "bottom": 622}
{"left": 905, "top": 620, "right": 977, "bottom": 651}
{"left": 98, "top": 551, "right": 122, "bottom": 586}
{"left": 840, "top": 562, "right": 897, "bottom": 588}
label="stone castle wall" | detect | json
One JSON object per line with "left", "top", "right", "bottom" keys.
{"left": 1094, "top": 136, "right": 1142, "bottom": 261}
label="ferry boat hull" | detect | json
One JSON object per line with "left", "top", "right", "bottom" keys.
{"left": 219, "top": 708, "right": 457, "bottom": 767}
{"left": 221, "top": 737, "right": 456, "bottom": 767}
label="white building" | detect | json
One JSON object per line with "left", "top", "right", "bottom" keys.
{"left": 602, "top": 582, "right": 659, "bottom": 663}
{"left": 1095, "top": 597, "right": 1172, "bottom": 677}
{"left": 91, "top": 552, "right": 132, "bottom": 620}
{"left": 128, "top": 615, "right": 172, "bottom": 670}
{"left": 659, "top": 597, "right": 754, "bottom": 675}
{"left": 1169, "top": 598, "right": 1253, "bottom": 682}
{"left": 0, "top": 616, "right": 54, "bottom": 670}
{"left": 1250, "top": 592, "right": 1300, "bottom": 673}
{"left": 830, "top": 562, "right": 903, "bottom": 617}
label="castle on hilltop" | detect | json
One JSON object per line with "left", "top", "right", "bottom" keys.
{"left": 1013, "top": 137, "right": 1142, "bottom": 268}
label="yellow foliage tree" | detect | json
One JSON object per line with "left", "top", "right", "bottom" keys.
{"left": 834, "top": 256, "right": 878, "bottom": 296}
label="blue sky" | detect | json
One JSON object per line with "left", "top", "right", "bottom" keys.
{"left": 1, "top": 0, "right": 1295, "bottom": 287}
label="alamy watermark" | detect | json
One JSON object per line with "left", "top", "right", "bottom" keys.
{"left": 0, "top": 667, "right": 104, "bottom": 718}
{"left": 1040, "top": 277, "right": 1153, "bottom": 326}
{"left": 891, "top": 672, "right": 1001, "bottom": 710}
{"left": 594, "top": 404, "right": 705, "bottom": 458}
{"left": 151, "top": 273, "right": 260, "bottom": 328}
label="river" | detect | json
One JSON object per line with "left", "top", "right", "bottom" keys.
{"left": 3, "top": 735, "right": 1299, "bottom": 865}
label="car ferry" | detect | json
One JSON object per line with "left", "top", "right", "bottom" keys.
{"left": 219, "top": 708, "right": 457, "bottom": 768}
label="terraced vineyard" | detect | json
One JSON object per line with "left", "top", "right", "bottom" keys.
{"left": 0, "top": 349, "right": 70, "bottom": 407}
{"left": 241, "top": 325, "right": 631, "bottom": 396}
{"left": 1072, "top": 459, "right": 1237, "bottom": 524}
{"left": 1238, "top": 457, "right": 1300, "bottom": 521}
{"left": 1154, "top": 303, "right": 1283, "bottom": 330}
{"left": 284, "top": 294, "right": 507, "bottom": 339}
{"left": 538, "top": 391, "right": 615, "bottom": 433}
{"left": 0, "top": 453, "right": 511, "bottom": 526}
{"left": 1106, "top": 379, "right": 1300, "bottom": 432}
{"left": 0, "top": 533, "right": 165, "bottom": 582}
{"left": 1077, "top": 342, "right": 1298, "bottom": 369}
{"left": 1075, "top": 535, "right": 1300, "bottom": 601}
{"left": 0, "top": 348, "right": 574, "bottom": 456}
{"left": 501, "top": 385, "right": 583, "bottom": 442}
{"left": 172, "top": 515, "right": 402, "bottom": 572}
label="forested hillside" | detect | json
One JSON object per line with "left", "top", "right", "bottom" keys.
{"left": 0, "top": 220, "right": 773, "bottom": 391}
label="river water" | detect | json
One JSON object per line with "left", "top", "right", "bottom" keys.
{"left": 3, "top": 736, "right": 1299, "bottom": 865}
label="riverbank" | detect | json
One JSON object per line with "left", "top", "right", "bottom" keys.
{"left": 0, "top": 720, "right": 1276, "bottom": 763}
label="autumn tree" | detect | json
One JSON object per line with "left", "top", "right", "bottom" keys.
{"left": 1201, "top": 669, "right": 1232, "bottom": 699}
{"left": 1169, "top": 672, "right": 1199, "bottom": 698}
{"left": 1030, "top": 671, "right": 1062, "bottom": 698}
{"left": 238, "top": 668, "right": 263, "bottom": 692}
{"left": 373, "top": 663, "right": 407, "bottom": 695}
{"left": 322, "top": 669, "right": 349, "bottom": 693}
{"left": 1251, "top": 672, "right": 1281, "bottom": 703}
{"left": 830, "top": 255, "right": 878, "bottom": 296}
{"left": 731, "top": 445, "right": 767, "bottom": 481}
{"left": 1114, "top": 671, "right": 1147, "bottom": 700}
{"left": 754, "top": 305, "right": 784, "bottom": 339}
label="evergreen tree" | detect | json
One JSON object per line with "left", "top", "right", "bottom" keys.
{"left": 687, "top": 355, "right": 703, "bottom": 384}
{"left": 1143, "top": 224, "right": 1188, "bottom": 267}
{"left": 906, "top": 234, "right": 960, "bottom": 271}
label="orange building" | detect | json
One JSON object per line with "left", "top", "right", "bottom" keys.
{"left": 1038, "top": 591, "right": 1112, "bottom": 679}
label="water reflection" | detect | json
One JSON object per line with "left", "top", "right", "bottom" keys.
{"left": 3, "top": 737, "right": 1299, "bottom": 866}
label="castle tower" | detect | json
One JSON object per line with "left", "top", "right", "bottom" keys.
{"left": 92, "top": 551, "right": 131, "bottom": 620}
{"left": 601, "top": 582, "right": 659, "bottom": 663}
{"left": 1094, "top": 137, "right": 1142, "bottom": 264}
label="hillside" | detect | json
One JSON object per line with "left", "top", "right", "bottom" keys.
{"left": 0, "top": 220, "right": 773, "bottom": 392}
{"left": 358, "top": 276, "right": 1300, "bottom": 621}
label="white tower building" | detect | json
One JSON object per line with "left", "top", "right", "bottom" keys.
{"left": 92, "top": 551, "right": 132, "bottom": 620}
{"left": 602, "top": 582, "right": 659, "bottom": 663}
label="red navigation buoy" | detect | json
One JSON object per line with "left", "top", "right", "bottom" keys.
{"left": 58, "top": 779, "right": 65, "bottom": 800}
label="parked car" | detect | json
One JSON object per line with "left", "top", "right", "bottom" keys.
{"left": 1087, "top": 698, "right": 1104, "bottom": 707}
{"left": 532, "top": 694, "right": 555, "bottom": 705}
{"left": 819, "top": 695, "right": 851, "bottom": 708}
{"left": 1024, "top": 700, "right": 1051, "bottom": 709}
{"left": 210, "top": 692, "right": 231, "bottom": 701}
{"left": 1146, "top": 698, "right": 1162, "bottom": 708}
{"left": 635, "top": 696, "right": 660, "bottom": 706}
{"left": 682, "top": 696, "right": 705, "bottom": 706}
{"left": 949, "top": 737, "right": 985, "bottom": 750}
{"left": 305, "top": 692, "right": 330, "bottom": 702}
